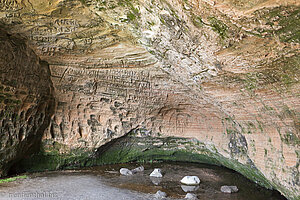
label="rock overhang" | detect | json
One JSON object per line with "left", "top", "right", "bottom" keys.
{"left": 0, "top": 0, "right": 299, "bottom": 199}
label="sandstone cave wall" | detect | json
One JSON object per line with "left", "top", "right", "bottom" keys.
{"left": 0, "top": 0, "right": 299, "bottom": 199}
{"left": 0, "top": 27, "right": 54, "bottom": 176}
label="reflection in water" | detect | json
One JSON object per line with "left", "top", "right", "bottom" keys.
{"left": 181, "top": 185, "right": 199, "bottom": 193}
{"left": 0, "top": 162, "right": 287, "bottom": 200}
{"left": 150, "top": 177, "right": 162, "bottom": 186}
{"left": 89, "top": 162, "right": 287, "bottom": 200}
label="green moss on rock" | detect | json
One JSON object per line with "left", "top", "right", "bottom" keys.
{"left": 208, "top": 16, "right": 228, "bottom": 39}
{"left": 0, "top": 175, "right": 27, "bottom": 183}
{"left": 14, "top": 135, "right": 273, "bottom": 193}
{"left": 252, "top": 6, "right": 300, "bottom": 43}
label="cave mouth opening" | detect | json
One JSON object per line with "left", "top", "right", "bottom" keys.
{"left": 8, "top": 132, "right": 272, "bottom": 190}
{"left": 0, "top": 2, "right": 298, "bottom": 198}
{"left": 6, "top": 135, "right": 288, "bottom": 200}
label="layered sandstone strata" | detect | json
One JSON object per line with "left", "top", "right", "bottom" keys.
{"left": 0, "top": 0, "right": 298, "bottom": 199}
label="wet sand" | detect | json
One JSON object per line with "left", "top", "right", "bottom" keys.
{"left": 0, "top": 172, "right": 153, "bottom": 200}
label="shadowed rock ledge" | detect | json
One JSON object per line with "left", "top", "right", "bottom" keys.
{"left": 0, "top": 0, "right": 299, "bottom": 199}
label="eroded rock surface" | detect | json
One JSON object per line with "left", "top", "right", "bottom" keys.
{"left": 0, "top": 0, "right": 299, "bottom": 199}
{"left": 0, "top": 27, "right": 54, "bottom": 176}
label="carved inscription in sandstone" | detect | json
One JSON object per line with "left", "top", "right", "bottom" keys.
{"left": 65, "top": 68, "right": 152, "bottom": 97}
{"left": 86, "top": 58, "right": 157, "bottom": 69}
{"left": 0, "top": 0, "right": 20, "bottom": 11}
{"left": 175, "top": 113, "right": 191, "bottom": 135}
{"left": 30, "top": 27, "right": 56, "bottom": 35}
{"left": 0, "top": 0, "right": 22, "bottom": 23}
{"left": 50, "top": 65, "right": 168, "bottom": 112}
{"left": 4, "top": 12, "right": 20, "bottom": 18}
{"left": 27, "top": 18, "right": 79, "bottom": 56}
{"left": 29, "top": 34, "right": 56, "bottom": 43}
{"left": 53, "top": 19, "right": 79, "bottom": 34}
{"left": 30, "top": 19, "right": 78, "bottom": 36}
{"left": 54, "top": 19, "right": 78, "bottom": 26}
{"left": 39, "top": 46, "right": 61, "bottom": 56}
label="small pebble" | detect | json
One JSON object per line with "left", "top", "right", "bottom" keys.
{"left": 220, "top": 185, "right": 239, "bottom": 193}
{"left": 150, "top": 168, "right": 163, "bottom": 178}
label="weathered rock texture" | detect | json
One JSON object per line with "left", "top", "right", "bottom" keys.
{"left": 0, "top": 0, "right": 299, "bottom": 199}
{"left": 0, "top": 27, "right": 54, "bottom": 176}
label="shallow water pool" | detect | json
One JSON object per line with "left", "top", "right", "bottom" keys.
{"left": 0, "top": 162, "right": 287, "bottom": 200}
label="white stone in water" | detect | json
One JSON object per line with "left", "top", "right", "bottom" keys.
{"left": 220, "top": 185, "right": 239, "bottom": 193}
{"left": 150, "top": 168, "right": 163, "bottom": 177}
{"left": 181, "top": 185, "right": 199, "bottom": 192}
{"left": 119, "top": 168, "right": 133, "bottom": 176}
{"left": 185, "top": 193, "right": 198, "bottom": 199}
{"left": 132, "top": 166, "right": 144, "bottom": 173}
{"left": 180, "top": 176, "right": 200, "bottom": 185}
{"left": 154, "top": 190, "right": 167, "bottom": 199}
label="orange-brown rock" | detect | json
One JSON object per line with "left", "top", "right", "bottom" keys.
{"left": 0, "top": 0, "right": 298, "bottom": 199}
{"left": 0, "top": 27, "right": 54, "bottom": 176}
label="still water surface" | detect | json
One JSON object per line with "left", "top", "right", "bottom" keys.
{"left": 0, "top": 162, "right": 287, "bottom": 200}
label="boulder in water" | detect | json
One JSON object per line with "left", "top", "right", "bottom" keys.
{"left": 180, "top": 176, "right": 200, "bottom": 185}
{"left": 119, "top": 168, "right": 133, "bottom": 176}
{"left": 150, "top": 168, "right": 163, "bottom": 177}
{"left": 132, "top": 166, "right": 144, "bottom": 173}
